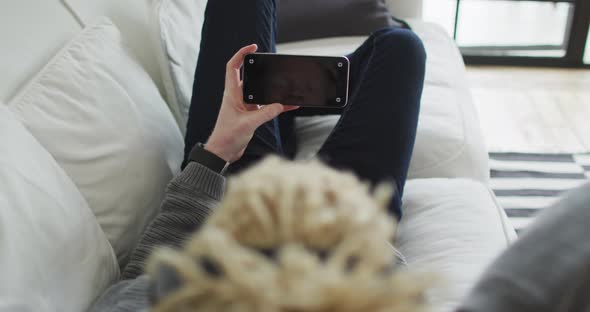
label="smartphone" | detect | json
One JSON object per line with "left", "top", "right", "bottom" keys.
{"left": 242, "top": 53, "right": 350, "bottom": 108}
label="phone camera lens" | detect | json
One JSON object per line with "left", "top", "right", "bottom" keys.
{"left": 249, "top": 59, "right": 255, "bottom": 64}
{"left": 337, "top": 62, "right": 343, "bottom": 68}
{"left": 336, "top": 97, "right": 342, "bottom": 103}
{"left": 248, "top": 95, "right": 254, "bottom": 100}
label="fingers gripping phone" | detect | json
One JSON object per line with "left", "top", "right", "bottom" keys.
{"left": 242, "top": 53, "right": 350, "bottom": 108}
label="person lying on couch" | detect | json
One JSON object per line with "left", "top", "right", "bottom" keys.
{"left": 90, "top": 0, "right": 590, "bottom": 310}
{"left": 91, "top": 0, "right": 425, "bottom": 308}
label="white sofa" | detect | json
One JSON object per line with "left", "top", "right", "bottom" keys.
{"left": 0, "top": 1, "right": 516, "bottom": 311}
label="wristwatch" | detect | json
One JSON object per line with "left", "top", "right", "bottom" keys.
{"left": 188, "top": 143, "right": 230, "bottom": 175}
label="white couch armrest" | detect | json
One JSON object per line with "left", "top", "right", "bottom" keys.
{"left": 397, "top": 178, "right": 516, "bottom": 312}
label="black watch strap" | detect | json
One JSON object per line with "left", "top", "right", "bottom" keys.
{"left": 188, "top": 143, "right": 229, "bottom": 174}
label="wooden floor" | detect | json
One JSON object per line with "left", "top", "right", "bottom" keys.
{"left": 466, "top": 66, "right": 590, "bottom": 153}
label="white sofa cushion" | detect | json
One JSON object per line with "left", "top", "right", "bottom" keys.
{"left": 0, "top": 105, "right": 119, "bottom": 312}
{"left": 385, "top": 0, "right": 423, "bottom": 19}
{"left": 8, "top": 18, "right": 184, "bottom": 265}
{"left": 62, "top": 0, "right": 165, "bottom": 94}
{"left": 397, "top": 178, "right": 517, "bottom": 312}
{"left": 280, "top": 21, "right": 490, "bottom": 183}
{"left": 149, "top": 0, "right": 207, "bottom": 133}
{"left": 0, "top": 0, "right": 81, "bottom": 103}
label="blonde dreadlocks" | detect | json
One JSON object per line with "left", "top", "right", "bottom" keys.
{"left": 148, "top": 157, "right": 430, "bottom": 312}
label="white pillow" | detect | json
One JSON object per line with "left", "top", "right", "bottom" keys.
{"left": 397, "top": 179, "right": 517, "bottom": 312}
{"left": 0, "top": 0, "right": 81, "bottom": 102}
{"left": 385, "top": 0, "right": 423, "bottom": 19}
{"left": 62, "top": 0, "right": 165, "bottom": 96}
{"left": 149, "top": 0, "right": 207, "bottom": 133}
{"left": 0, "top": 105, "right": 119, "bottom": 312}
{"left": 8, "top": 18, "right": 184, "bottom": 265}
{"left": 284, "top": 23, "right": 490, "bottom": 183}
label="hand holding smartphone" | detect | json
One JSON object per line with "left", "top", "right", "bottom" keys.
{"left": 242, "top": 53, "right": 350, "bottom": 108}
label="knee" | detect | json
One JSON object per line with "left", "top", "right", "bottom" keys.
{"left": 374, "top": 28, "right": 427, "bottom": 64}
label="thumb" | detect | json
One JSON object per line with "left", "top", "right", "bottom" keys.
{"left": 247, "top": 104, "right": 284, "bottom": 127}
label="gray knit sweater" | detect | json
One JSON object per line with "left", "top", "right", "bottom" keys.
{"left": 90, "top": 161, "right": 590, "bottom": 312}
{"left": 90, "top": 162, "right": 225, "bottom": 312}
{"left": 90, "top": 161, "right": 405, "bottom": 311}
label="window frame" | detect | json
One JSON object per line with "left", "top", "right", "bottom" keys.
{"left": 451, "top": 0, "right": 590, "bottom": 68}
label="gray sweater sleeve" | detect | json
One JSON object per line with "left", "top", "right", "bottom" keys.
{"left": 457, "top": 182, "right": 590, "bottom": 312}
{"left": 90, "top": 162, "right": 225, "bottom": 312}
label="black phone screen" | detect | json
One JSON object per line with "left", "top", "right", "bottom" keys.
{"left": 242, "top": 53, "right": 349, "bottom": 108}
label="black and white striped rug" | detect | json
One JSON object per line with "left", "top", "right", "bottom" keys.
{"left": 490, "top": 153, "right": 590, "bottom": 233}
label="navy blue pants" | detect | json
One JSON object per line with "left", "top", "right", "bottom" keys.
{"left": 184, "top": 0, "right": 426, "bottom": 219}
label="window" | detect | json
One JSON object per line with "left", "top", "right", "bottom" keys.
{"left": 456, "top": 1, "right": 571, "bottom": 57}
{"left": 423, "top": 0, "right": 590, "bottom": 67}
